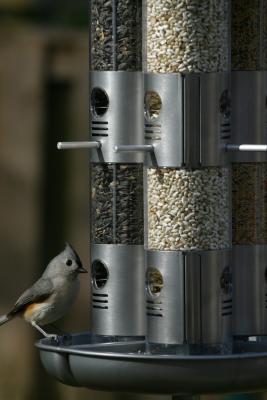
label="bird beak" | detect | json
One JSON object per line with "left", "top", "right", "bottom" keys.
{"left": 77, "top": 265, "right": 88, "bottom": 273}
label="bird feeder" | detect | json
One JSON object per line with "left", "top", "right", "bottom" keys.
{"left": 37, "top": 0, "right": 267, "bottom": 397}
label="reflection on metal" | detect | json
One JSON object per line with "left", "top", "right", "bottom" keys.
{"left": 226, "top": 144, "right": 267, "bottom": 152}
{"left": 57, "top": 141, "right": 101, "bottom": 150}
{"left": 114, "top": 144, "right": 154, "bottom": 153}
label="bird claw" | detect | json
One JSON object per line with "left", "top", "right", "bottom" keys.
{"left": 48, "top": 334, "right": 59, "bottom": 343}
{"left": 49, "top": 334, "right": 73, "bottom": 346}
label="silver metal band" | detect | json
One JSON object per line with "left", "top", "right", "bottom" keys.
{"left": 144, "top": 72, "right": 231, "bottom": 168}
{"left": 146, "top": 249, "right": 232, "bottom": 345}
{"left": 233, "top": 245, "right": 267, "bottom": 336}
{"left": 90, "top": 71, "right": 144, "bottom": 164}
{"left": 91, "top": 244, "right": 145, "bottom": 337}
{"left": 231, "top": 71, "right": 267, "bottom": 163}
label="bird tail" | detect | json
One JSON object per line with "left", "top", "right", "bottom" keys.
{"left": 0, "top": 314, "right": 12, "bottom": 326}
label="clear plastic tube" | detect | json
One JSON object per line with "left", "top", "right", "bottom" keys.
{"left": 232, "top": 0, "right": 267, "bottom": 70}
{"left": 91, "top": 163, "right": 144, "bottom": 245}
{"left": 232, "top": 163, "right": 267, "bottom": 245}
{"left": 146, "top": 167, "right": 231, "bottom": 251}
{"left": 144, "top": 0, "right": 230, "bottom": 73}
{"left": 90, "top": 0, "right": 142, "bottom": 71}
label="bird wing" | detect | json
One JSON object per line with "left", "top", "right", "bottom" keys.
{"left": 7, "top": 278, "right": 54, "bottom": 317}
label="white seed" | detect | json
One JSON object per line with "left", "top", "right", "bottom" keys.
{"left": 146, "top": 0, "right": 229, "bottom": 73}
{"left": 147, "top": 167, "right": 230, "bottom": 251}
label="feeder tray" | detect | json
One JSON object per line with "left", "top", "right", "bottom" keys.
{"left": 37, "top": 333, "right": 267, "bottom": 395}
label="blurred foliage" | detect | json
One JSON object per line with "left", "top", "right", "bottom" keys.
{"left": 0, "top": 0, "right": 87, "bottom": 27}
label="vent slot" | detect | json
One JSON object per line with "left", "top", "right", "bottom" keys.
{"left": 146, "top": 300, "right": 163, "bottom": 317}
{"left": 92, "top": 127, "right": 108, "bottom": 131}
{"left": 145, "top": 123, "right": 162, "bottom": 141}
{"left": 92, "top": 120, "right": 109, "bottom": 137}
{"left": 222, "top": 305, "right": 232, "bottom": 311}
{"left": 147, "top": 312, "right": 163, "bottom": 317}
{"left": 221, "top": 297, "right": 232, "bottom": 316}
{"left": 93, "top": 292, "right": 109, "bottom": 309}
{"left": 220, "top": 122, "right": 231, "bottom": 139}
{"left": 147, "top": 300, "right": 162, "bottom": 305}
{"left": 93, "top": 293, "right": 108, "bottom": 298}
{"left": 92, "top": 133, "right": 109, "bottom": 137}
{"left": 147, "top": 306, "right": 163, "bottom": 311}
{"left": 222, "top": 311, "right": 232, "bottom": 316}
{"left": 145, "top": 123, "right": 161, "bottom": 128}
{"left": 265, "top": 293, "right": 267, "bottom": 308}
{"left": 93, "top": 305, "right": 108, "bottom": 310}
{"left": 145, "top": 136, "right": 161, "bottom": 141}
{"left": 93, "top": 299, "right": 108, "bottom": 304}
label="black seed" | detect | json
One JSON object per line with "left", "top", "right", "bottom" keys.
{"left": 91, "top": 163, "right": 144, "bottom": 244}
{"left": 90, "top": 0, "right": 142, "bottom": 71}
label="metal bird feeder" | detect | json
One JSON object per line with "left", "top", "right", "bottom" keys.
{"left": 37, "top": 0, "right": 267, "bottom": 397}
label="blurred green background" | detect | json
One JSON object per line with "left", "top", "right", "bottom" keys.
{"left": 0, "top": 1, "right": 265, "bottom": 400}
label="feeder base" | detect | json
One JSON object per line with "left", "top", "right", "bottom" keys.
{"left": 36, "top": 332, "right": 267, "bottom": 395}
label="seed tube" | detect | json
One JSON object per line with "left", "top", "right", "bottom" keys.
{"left": 146, "top": 167, "right": 231, "bottom": 251}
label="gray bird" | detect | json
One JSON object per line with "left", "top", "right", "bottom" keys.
{"left": 0, "top": 243, "right": 87, "bottom": 338}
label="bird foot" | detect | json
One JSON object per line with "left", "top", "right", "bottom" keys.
{"left": 49, "top": 334, "right": 60, "bottom": 345}
{"left": 31, "top": 321, "right": 59, "bottom": 342}
{"left": 47, "top": 333, "right": 59, "bottom": 340}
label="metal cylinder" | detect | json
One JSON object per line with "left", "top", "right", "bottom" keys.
{"left": 91, "top": 244, "right": 145, "bottom": 337}
{"left": 146, "top": 250, "right": 232, "bottom": 353}
{"left": 233, "top": 246, "right": 267, "bottom": 337}
{"left": 90, "top": 71, "right": 144, "bottom": 164}
{"left": 144, "top": 73, "right": 231, "bottom": 168}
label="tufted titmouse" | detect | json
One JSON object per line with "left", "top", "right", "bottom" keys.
{"left": 0, "top": 243, "right": 87, "bottom": 338}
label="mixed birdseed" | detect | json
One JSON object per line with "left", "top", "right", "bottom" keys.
{"left": 147, "top": 167, "right": 230, "bottom": 251}
{"left": 145, "top": 0, "right": 229, "bottom": 73}
{"left": 232, "top": 163, "right": 267, "bottom": 245}
{"left": 90, "top": 0, "right": 142, "bottom": 71}
{"left": 91, "top": 163, "right": 144, "bottom": 244}
{"left": 232, "top": 0, "right": 267, "bottom": 70}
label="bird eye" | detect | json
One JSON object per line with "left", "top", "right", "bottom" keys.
{"left": 66, "top": 259, "right": 73, "bottom": 266}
